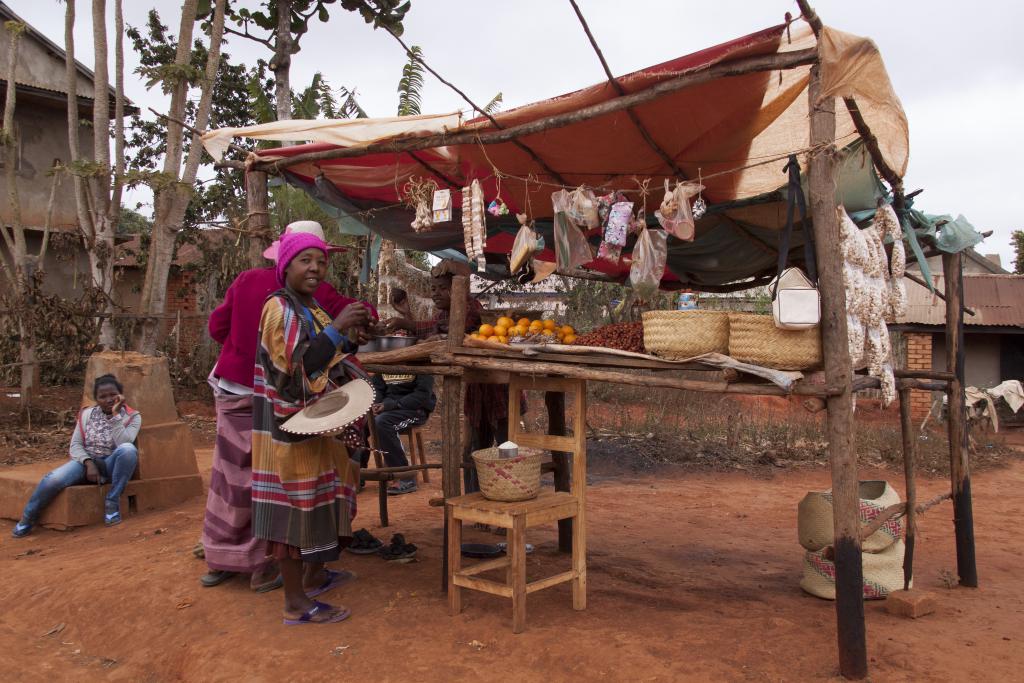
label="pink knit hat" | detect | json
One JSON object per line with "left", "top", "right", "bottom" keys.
{"left": 276, "top": 232, "right": 329, "bottom": 286}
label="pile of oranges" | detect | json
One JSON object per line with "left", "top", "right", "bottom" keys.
{"left": 470, "top": 316, "right": 578, "bottom": 345}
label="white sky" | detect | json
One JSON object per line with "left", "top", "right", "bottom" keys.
{"left": 9, "top": 0, "right": 1024, "bottom": 267}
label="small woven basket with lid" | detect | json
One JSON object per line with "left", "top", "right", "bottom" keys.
{"left": 471, "top": 447, "right": 544, "bottom": 502}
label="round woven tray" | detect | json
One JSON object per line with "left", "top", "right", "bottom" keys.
{"left": 471, "top": 447, "right": 544, "bottom": 502}
{"left": 727, "top": 312, "right": 821, "bottom": 370}
{"left": 642, "top": 310, "right": 729, "bottom": 359}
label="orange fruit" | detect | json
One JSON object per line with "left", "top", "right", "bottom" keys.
{"left": 528, "top": 320, "right": 543, "bottom": 330}
{"left": 517, "top": 317, "right": 530, "bottom": 328}
{"left": 485, "top": 335, "right": 499, "bottom": 343}
{"left": 470, "top": 333, "right": 480, "bottom": 340}
{"left": 498, "top": 335, "right": 508, "bottom": 344}
{"left": 497, "top": 316, "right": 515, "bottom": 329}
{"left": 513, "top": 325, "right": 527, "bottom": 337}
{"left": 494, "top": 325, "right": 509, "bottom": 337}
{"left": 564, "top": 334, "right": 577, "bottom": 345}
{"left": 560, "top": 325, "right": 575, "bottom": 336}
{"left": 543, "top": 319, "right": 557, "bottom": 331}
{"left": 556, "top": 330, "right": 566, "bottom": 340}
{"left": 479, "top": 324, "right": 495, "bottom": 337}
{"left": 541, "top": 329, "right": 555, "bottom": 337}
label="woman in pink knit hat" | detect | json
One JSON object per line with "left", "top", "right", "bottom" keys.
{"left": 252, "top": 231, "right": 371, "bottom": 625}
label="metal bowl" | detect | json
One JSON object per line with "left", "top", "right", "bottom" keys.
{"left": 357, "top": 338, "right": 381, "bottom": 354}
{"left": 377, "top": 335, "right": 417, "bottom": 351}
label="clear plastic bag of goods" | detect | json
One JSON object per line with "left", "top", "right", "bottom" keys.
{"left": 552, "top": 189, "right": 595, "bottom": 270}
{"left": 629, "top": 226, "right": 667, "bottom": 300}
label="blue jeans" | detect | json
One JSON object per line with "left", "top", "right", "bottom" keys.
{"left": 20, "top": 444, "right": 139, "bottom": 524}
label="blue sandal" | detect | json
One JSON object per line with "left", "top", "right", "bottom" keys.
{"left": 104, "top": 506, "right": 122, "bottom": 527}
{"left": 12, "top": 521, "right": 32, "bottom": 538}
{"left": 283, "top": 600, "right": 351, "bottom": 626}
{"left": 306, "top": 569, "right": 356, "bottom": 598}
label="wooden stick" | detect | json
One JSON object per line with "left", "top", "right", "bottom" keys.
{"left": 897, "top": 386, "right": 918, "bottom": 590}
{"left": 943, "top": 251, "right": 978, "bottom": 587}
{"left": 446, "top": 355, "right": 840, "bottom": 397}
{"left": 244, "top": 170, "right": 271, "bottom": 266}
{"left": 799, "top": 1, "right": 868, "bottom": 672}
{"left": 253, "top": 48, "right": 817, "bottom": 173}
{"left": 360, "top": 363, "right": 462, "bottom": 377}
{"left": 856, "top": 492, "right": 952, "bottom": 541}
{"left": 893, "top": 368, "right": 955, "bottom": 381}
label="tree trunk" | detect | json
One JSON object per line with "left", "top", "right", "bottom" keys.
{"left": 272, "top": 0, "right": 293, "bottom": 126}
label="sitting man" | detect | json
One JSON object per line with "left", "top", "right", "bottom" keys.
{"left": 13, "top": 374, "right": 141, "bottom": 536}
{"left": 370, "top": 372, "right": 435, "bottom": 496}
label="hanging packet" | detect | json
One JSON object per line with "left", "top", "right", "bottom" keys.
{"left": 629, "top": 226, "right": 668, "bottom": 300}
{"left": 598, "top": 200, "right": 633, "bottom": 262}
{"left": 510, "top": 214, "right": 543, "bottom": 274}
{"left": 654, "top": 180, "right": 703, "bottom": 241}
{"left": 567, "top": 187, "right": 600, "bottom": 229}
{"left": 552, "top": 189, "right": 594, "bottom": 270}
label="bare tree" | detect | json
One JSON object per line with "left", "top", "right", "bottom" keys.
{"left": 62, "top": 0, "right": 127, "bottom": 348}
{"left": 0, "top": 20, "right": 63, "bottom": 411}
{"left": 135, "top": 0, "right": 228, "bottom": 354}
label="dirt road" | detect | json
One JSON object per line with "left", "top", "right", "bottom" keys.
{"left": 2, "top": 449, "right": 1022, "bottom": 682}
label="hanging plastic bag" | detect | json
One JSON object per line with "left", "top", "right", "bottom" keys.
{"left": 655, "top": 180, "right": 703, "bottom": 241}
{"left": 567, "top": 187, "right": 600, "bottom": 229}
{"left": 510, "top": 214, "right": 542, "bottom": 274}
{"left": 629, "top": 226, "right": 667, "bottom": 300}
{"left": 552, "top": 190, "right": 594, "bottom": 270}
{"left": 598, "top": 200, "right": 633, "bottom": 262}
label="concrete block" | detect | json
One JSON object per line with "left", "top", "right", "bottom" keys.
{"left": 136, "top": 421, "right": 199, "bottom": 480}
{"left": 886, "top": 589, "right": 937, "bottom": 618}
{"left": 82, "top": 352, "right": 181, "bottom": 425}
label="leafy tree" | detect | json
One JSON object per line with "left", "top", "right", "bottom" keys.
{"left": 395, "top": 45, "right": 424, "bottom": 116}
{"left": 1012, "top": 230, "right": 1024, "bottom": 274}
{"left": 117, "top": 207, "right": 153, "bottom": 234}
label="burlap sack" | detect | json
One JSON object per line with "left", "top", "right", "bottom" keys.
{"left": 800, "top": 539, "right": 908, "bottom": 600}
{"left": 797, "top": 480, "right": 902, "bottom": 553}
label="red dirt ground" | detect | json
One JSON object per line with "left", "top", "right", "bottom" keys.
{"left": 2, "top": 436, "right": 1023, "bottom": 682}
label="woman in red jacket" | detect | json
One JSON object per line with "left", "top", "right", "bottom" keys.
{"left": 200, "top": 221, "right": 375, "bottom": 591}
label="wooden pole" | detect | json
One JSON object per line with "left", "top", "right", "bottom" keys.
{"left": 545, "top": 391, "right": 573, "bottom": 553}
{"left": 244, "top": 170, "right": 271, "bottom": 267}
{"left": 805, "top": 53, "right": 868, "bottom": 683}
{"left": 250, "top": 48, "right": 817, "bottom": 173}
{"left": 897, "top": 386, "right": 917, "bottom": 590}
{"left": 441, "top": 274, "right": 469, "bottom": 592}
{"left": 942, "top": 251, "right": 978, "bottom": 587}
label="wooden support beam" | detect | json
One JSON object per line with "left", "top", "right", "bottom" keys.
{"left": 799, "top": 0, "right": 868, "bottom": 670}
{"left": 545, "top": 391, "right": 573, "bottom": 553}
{"left": 253, "top": 48, "right": 817, "bottom": 173}
{"left": 897, "top": 386, "right": 918, "bottom": 590}
{"left": 942, "top": 251, "right": 978, "bottom": 587}
{"left": 893, "top": 368, "right": 955, "bottom": 381}
{"left": 360, "top": 363, "right": 462, "bottom": 376}
{"left": 441, "top": 274, "right": 469, "bottom": 593}
{"left": 244, "top": 170, "right": 271, "bottom": 267}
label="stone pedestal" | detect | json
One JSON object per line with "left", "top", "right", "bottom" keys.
{"left": 0, "top": 351, "right": 204, "bottom": 529}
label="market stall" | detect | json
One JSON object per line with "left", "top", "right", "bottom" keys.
{"left": 206, "top": 3, "right": 979, "bottom": 678}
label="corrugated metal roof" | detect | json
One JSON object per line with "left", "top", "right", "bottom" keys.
{"left": 899, "top": 274, "right": 1024, "bottom": 327}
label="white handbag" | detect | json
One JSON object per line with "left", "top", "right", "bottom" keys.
{"left": 772, "top": 267, "right": 820, "bottom": 330}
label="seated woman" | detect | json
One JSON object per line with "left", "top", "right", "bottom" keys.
{"left": 253, "top": 231, "right": 371, "bottom": 625}
{"left": 12, "top": 374, "right": 141, "bottom": 537}
{"left": 369, "top": 372, "right": 435, "bottom": 496}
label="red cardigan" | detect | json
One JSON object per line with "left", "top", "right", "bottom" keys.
{"left": 208, "top": 267, "right": 377, "bottom": 388}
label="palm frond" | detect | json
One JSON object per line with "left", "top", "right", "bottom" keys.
{"left": 481, "top": 92, "right": 503, "bottom": 116}
{"left": 246, "top": 74, "right": 275, "bottom": 124}
{"left": 337, "top": 86, "right": 368, "bottom": 119}
{"left": 396, "top": 45, "right": 425, "bottom": 117}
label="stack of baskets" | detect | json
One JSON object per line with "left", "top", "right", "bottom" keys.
{"left": 797, "top": 480, "right": 907, "bottom": 600}
{"left": 471, "top": 447, "right": 545, "bottom": 502}
{"left": 642, "top": 310, "right": 822, "bottom": 370}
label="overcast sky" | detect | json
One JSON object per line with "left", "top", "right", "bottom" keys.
{"left": 9, "top": 0, "right": 1024, "bottom": 268}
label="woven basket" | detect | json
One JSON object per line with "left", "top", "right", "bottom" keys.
{"left": 642, "top": 310, "right": 730, "bottom": 359}
{"left": 472, "top": 447, "right": 544, "bottom": 502}
{"left": 800, "top": 539, "right": 908, "bottom": 600}
{"left": 798, "top": 481, "right": 903, "bottom": 553}
{"left": 727, "top": 313, "right": 821, "bottom": 370}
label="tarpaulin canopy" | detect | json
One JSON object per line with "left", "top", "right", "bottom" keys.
{"left": 205, "top": 21, "right": 970, "bottom": 290}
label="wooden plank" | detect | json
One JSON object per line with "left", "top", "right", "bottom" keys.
{"left": 546, "top": 391, "right": 573, "bottom": 553}
{"left": 942, "top": 251, "right": 978, "bottom": 587}
{"left": 898, "top": 386, "right": 917, "bottom": 591}
{"left": 510, "top": 513, "right": 527, "bottom": 633}
{"left": 572, "top": 378, "right": 588, "bottom": 611}
{"left": 453, "top": 345, "right": 713, "bottom": 372}
{"left": 800, "top": 14, "right": 868, "bottom": 675}
{"left": 361, "top": 363, "right": 462, "bottom": 377}
{"left": 527, "top": 571, "right": 577, "bottom": 595}
{"left": 515, "top": 433, "right": 577, "bottom": 453}
{"left": 459, "top": 556, "right": 511, "bottom": 577}
{"left": 452, "top": 574, "right": 514, "bottom": 598}
{"left": 451, "top": 355, "right": 832, "bottom": 397}
{"left": 447, "top": 506, "right": 462, "bottom": 614}
{"left": 357, "top": 340, "right": 447, "bottom": 365}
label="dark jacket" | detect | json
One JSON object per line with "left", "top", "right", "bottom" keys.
{"left": 371, "top": 373, "right": 436, "bottom": 413}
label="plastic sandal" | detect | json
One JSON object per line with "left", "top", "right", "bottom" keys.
{"left": 306, "top": 569, "right": 357, "bottom": 598}
{"left": 348, "top": 529, "right": 383, "bottom": 555}
{"left": 12, "top": 521, "right": 32, "bottom": 538}
{"left": 283, "top": 600, "right": 351, "bottom": 626}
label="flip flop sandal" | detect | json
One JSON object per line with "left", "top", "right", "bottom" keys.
{"left": 252, "top": 574, "right": 284, "bottom": 593}
{"left": 348, "top": 529, "right": 384, "bottom": 555}
{"left": 461, "top": 543, "right": 502, "bottom": 559}
{"left": 380, "top": 534, "right": 418, "bottom": 561}
{"left": 104, "top": 510, "right": 122, "bottom": 527}
{"left": 306, "top": 569, "right": 357, "bottom": 598}
{"left": 283, "top": 600, "right": 351, "bottom": 626}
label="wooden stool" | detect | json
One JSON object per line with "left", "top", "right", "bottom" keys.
{"left": 447, "top": 376, "right": 587, "bottom": 633}
{"left": 400, "top": 425, "right": 430, "bottom": 483}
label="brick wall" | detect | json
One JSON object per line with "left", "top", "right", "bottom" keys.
{"left": 904, "top": 332, "right": 935, "bottom": 419}
{"left": 164, "top": 270, "right": 204, "bottom": 353}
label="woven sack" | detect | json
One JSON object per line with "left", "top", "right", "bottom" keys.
{"left": 727, "top": 312, "right": 821, "bottom": 370}
{"left": 642, "top": 310, "right": 729, "bottom": 359}
{"left": 797, "top": 480, "right": 903, "bottom": 553}
{"left": 800, "top": 539, "right": 908, "bottom": 600}
{"left": 472, "top": 447, "right": 544, "bottom": 502}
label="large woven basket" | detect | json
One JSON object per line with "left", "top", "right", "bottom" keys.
{"left": 798, "top": 481, "right": 903, "bottom": 553}
{"left": 472, "top": 447, "right": 544, "bottom": 502}
{"left": 727, "top": 312, "right": 821, "bottom": 370}
{"left": 642, "top": 310, "right": 730, "bottom": 359}
{"left": 801, "top": 539, "right": 908, "bottom": 600}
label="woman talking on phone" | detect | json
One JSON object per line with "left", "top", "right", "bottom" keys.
{"left": 11, "top": 374, "right": 141, "bottom": 537}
